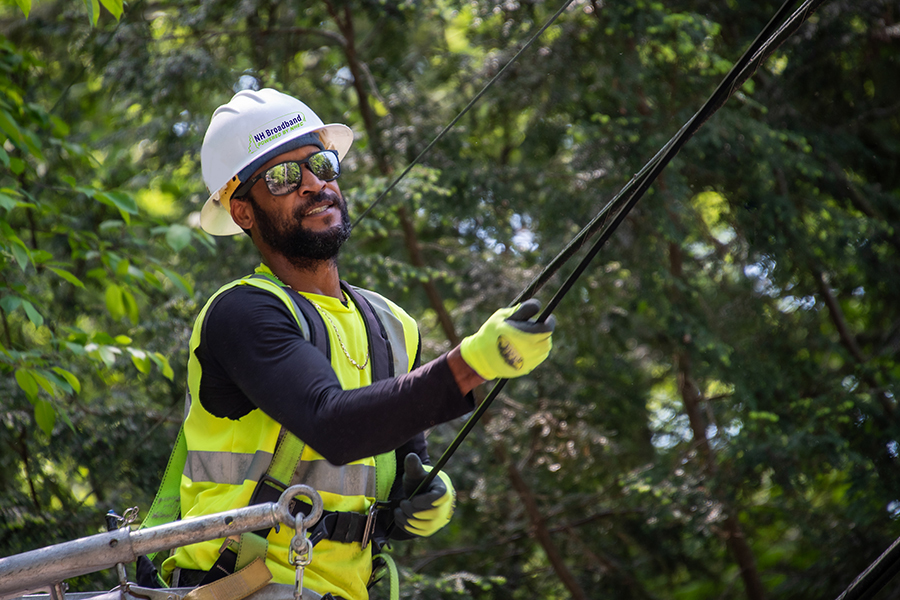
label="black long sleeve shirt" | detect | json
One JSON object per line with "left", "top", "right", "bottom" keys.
{"left": 195, "top": 285, "right": 474, "bottom": 466}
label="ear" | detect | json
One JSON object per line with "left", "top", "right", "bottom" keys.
{"left": 230, "top": 195, "right": 255, "bottom": 231}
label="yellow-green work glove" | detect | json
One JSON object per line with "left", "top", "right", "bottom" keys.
{"left": 460, "top": 298, "right": 556, "bottom": 380}
{"left": 393, "top": 453, "right": 455, "bottom": 538}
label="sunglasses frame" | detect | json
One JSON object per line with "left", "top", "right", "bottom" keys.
{"left": 235, "top": 149, "right": 341, "bottom": 199}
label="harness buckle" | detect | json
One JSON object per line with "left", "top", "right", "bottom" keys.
{"left": 361, "top": 503, "right": 379, "bottom": 550}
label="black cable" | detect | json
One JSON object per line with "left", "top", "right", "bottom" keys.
{"left": 407, "top": 0, "right": 830, "bottom": 498}
{"left": 835, "top": 535, "right": 900, "bottom": 600}
{"left": 515, "top": 0, "right": 827, "bottom": 305}
{"left": 351, "top": 0, "right": 576, "bottom": 227}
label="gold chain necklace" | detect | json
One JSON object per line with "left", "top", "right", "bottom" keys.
{"left": 254, "top": 264, "right": 369, "bottom": 370}
{"left": 306, "top": 296, "right": 369, "bottom": 371}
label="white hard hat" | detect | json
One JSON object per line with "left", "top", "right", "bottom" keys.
{"left": 199, "top": 88, "right": 354, "bottom": 236}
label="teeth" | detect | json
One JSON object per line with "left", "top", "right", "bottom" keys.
{"left": 307, "top": 205, "right": 329, "bottom": 216}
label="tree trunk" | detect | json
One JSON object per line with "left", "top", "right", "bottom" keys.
{"left": 670, "top": 242, "right": 766, "bottom": 600}
{"left": 499, "top": 443, "right": 590, "bottom": 600}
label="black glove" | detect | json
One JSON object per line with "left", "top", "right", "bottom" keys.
{"left": 393, "top": 453, "right": 455, "bottom": 537}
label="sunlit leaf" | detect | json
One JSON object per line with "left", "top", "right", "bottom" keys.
{"left": 128, "top": 348, "right": 152, "bottom": 374}
{"left": 115, "top": 258, "right": 131, "bottom": 277}
{"left": 105, "top": 284, "right": 125, "bottom": 320}
{"left": 99, "top": 0, "right": 123, "bottom": 19}
{"left": 122, "top": 289, "right": 139, "bottom": 324}
{"left": 13, "top": 0, "right": 31, "bottom": 18}
{"left": 52, "top": 367, "right": 82, "bottom": 394}
{"left": 152, "top": 352, "right": 175, "bottom": 380}
{"left": 34, "top": 399, "right": 56, "bottom": 436}
{"left": 0, "top": 109, "right": 23, "bottom": 145}
{"left": 15, "top": 368, "right": 38, "bottom": 400}
{"left": 30, "top": 369, "right": 57, "bottom": 397}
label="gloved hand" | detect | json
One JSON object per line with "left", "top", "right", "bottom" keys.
{"left": 459, "top": 298, "right": 556, "bottom": 380}
{"left": 393, "top": 453, "right": 455, "bottom": 538}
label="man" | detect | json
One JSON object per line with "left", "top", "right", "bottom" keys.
{"left": 162, "top": 88, "right": 555, "bottom": 599}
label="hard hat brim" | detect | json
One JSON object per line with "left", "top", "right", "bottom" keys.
{"left": 199, "top": 122, "right": 353, "bottom": 236}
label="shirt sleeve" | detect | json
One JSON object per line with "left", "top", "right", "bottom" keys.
{"left": 196, "top": 285, "right": 474, "bottom": 465}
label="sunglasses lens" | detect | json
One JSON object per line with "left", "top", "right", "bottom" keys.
{"left": 261, "top": 151, "right": 341, "bottom": 196}
{"left": 265, "top": 162, "right": 303, "bottom": 195}
{"left": 307, "top": 151, "right": 340, "bottom": 181}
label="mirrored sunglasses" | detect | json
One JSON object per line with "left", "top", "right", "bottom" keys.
{"left": 236, "top": 150, "right": 341, "bottom": 198}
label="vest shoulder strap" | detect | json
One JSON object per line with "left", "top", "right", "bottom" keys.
{"left": 341, "top": 281, "right": 394, "bottom": 382}
{"left": 246, "top": 274, "right": 330, "bottom": 361}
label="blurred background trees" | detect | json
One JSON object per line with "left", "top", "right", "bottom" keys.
{"left": 1, "top": 1, "right": 898, "bottom": 598}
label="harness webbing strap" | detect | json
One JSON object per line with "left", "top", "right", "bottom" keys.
{"left": 182, "top": 557, "right": 272, "bottom": 600}
{"left": 139, "top": 424, "right": 186, "bottom": 562}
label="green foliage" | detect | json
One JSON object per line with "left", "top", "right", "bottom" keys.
{"left": 2, "top": 1, "right": 900, "bottom": 599}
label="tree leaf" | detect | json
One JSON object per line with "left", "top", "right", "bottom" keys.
{"left": 99, "top": 0, "right": 123, "bottom": 19}
{"left": 15, "top": 368, "right": 39, "bottom": 400}
{"left": 122, "top": 289, "right": 139, "bottom": 324}
{"left": 105, "top": 284, "right": 125, "bottom": 320}
{"left": 56, "top": 405, "right": 76, "bottom": 433}
{"left": 21, "top": 300, "right": 44, "bottom": 327}
{"left": 115, "top": 258, "right": 130, "bottom": 277}
{"left": 13, "top": 0, "right": 31, "bottom": 18}
{"left": 48, "top": 267, "right": 86, "bottom": 288}
{"left": 30, "top": 369, "right": 57, "bottom": 398}
{"left": 94, "top": 191, "right": 138, "bottom": 224}
{"left": 52, "top": 367, "right": 81, "bottom": 394}
{"left": 0, "top": 296, "right": 22, "bottom": 313}
{"left": 152, "top": 352, "right": 175, "bottom": 381}
{"left": 0, "top": 191, "right": 18, "bottom": 211}
{"left": 37, "top": 369, "right": 73, "bottom": 395}
{"left": 82, "top": 0, "right": 100, "bottom": 25}
{"left": 10, "top": 239, "right": 30, "bottom": 271}
{"left": 160, "top": 267, "right": 194, "bottom": 297}
{"left": 0, "top": 109, "right": 23, "bottom": 145}
{"left": 165, "top": 224, "right": 193, "bottom": 252}
{"left": 34, "top": 399, "right": 56, "bottom": 436}
{"left": 128, "top": 348, "right": 152, "bottom": 374}
{"left": 96, "top": 345, "right": 119, "bottom": 367}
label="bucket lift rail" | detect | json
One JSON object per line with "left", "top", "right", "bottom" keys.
{"left": 0, "top": 485, "right": 323, "bottom": 599}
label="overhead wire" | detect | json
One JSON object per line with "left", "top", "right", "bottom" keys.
{"left": 405, "top": 0, "right": 831, "bottom": 497}
{"left": 351, "top": 0, "right": 577, "bottom": 227}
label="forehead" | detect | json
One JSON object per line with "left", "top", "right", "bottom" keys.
{"left": 253, "top": 145, "right": 323, "bottom": 178}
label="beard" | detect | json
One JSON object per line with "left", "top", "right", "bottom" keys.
{"left": 251, "top": 189, "right": 352, "bottom": 271}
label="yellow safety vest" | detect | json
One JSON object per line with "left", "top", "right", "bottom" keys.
{"left": 162, "top": 268, "right": 419, "bottom": 599}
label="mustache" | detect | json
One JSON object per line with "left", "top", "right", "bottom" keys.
{"left": 296, "top": 189, "right": 344, "bottom": 214}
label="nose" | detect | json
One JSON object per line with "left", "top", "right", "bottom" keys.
{"left": 298, "top": 164, "right": 328, "bottom": 194}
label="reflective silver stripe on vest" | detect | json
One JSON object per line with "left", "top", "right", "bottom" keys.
{"left": 184, "top": 449, "right": 274, "bottom": 485}
{"left": 292, "top": 460, "right": 377, "bottom": 498}
{"left": 352, "top": 287, "right": 409, "bottom": 375}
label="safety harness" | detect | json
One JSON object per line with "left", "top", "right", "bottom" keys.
{"left": 140, "top": 271, "right": 413, "bottom": 591}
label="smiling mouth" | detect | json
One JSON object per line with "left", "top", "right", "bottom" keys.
{"left": 305, "top": 203, "right": 333, "bottom": 216}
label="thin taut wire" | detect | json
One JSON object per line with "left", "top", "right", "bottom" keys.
{"left": 351, "top": 0, "right": 577, "bottom": 227}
